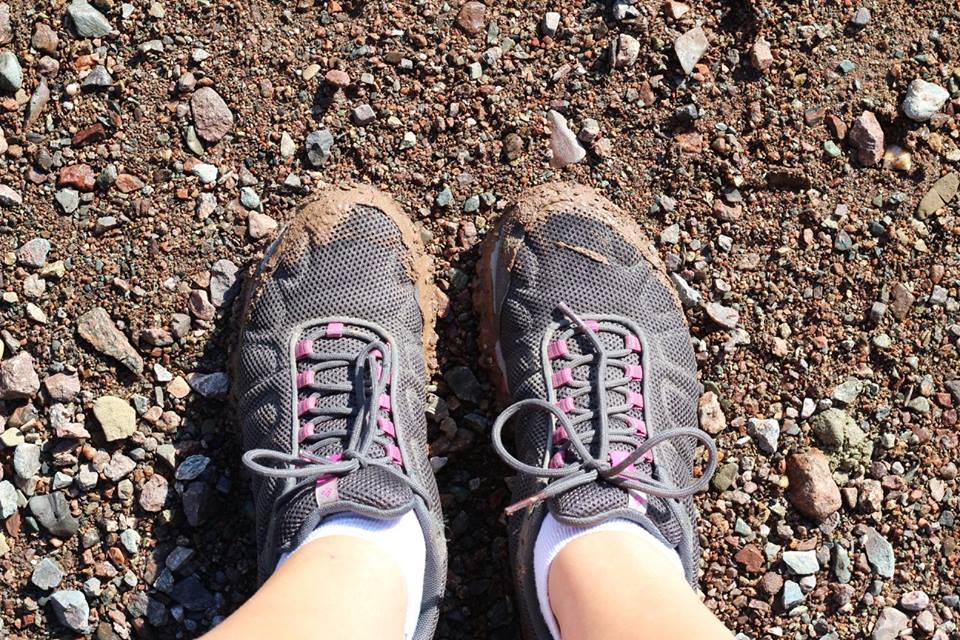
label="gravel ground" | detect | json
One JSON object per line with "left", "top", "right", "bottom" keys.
{"left": 1, "top": 0, "right": 959, "bottom": 638}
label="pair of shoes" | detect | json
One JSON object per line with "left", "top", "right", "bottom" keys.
{"left": 232, "top": 182, "right": 717, "bottom": 639}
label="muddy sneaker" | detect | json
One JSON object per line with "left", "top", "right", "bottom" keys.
{"left": 476, "top": 182, "right": 717, "bottom": 638}
{"left": 233, "top": 184, "right": 446, "bottom": 638}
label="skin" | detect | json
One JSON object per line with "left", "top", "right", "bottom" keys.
{"left": 548, "top": 531, "right": 735, "bottom": 640}
{"left": 202, "top": 535, "right": 406, "bottom": 640}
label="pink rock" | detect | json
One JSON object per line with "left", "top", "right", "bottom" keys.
{"left": 58, "top": 164, "right": 96, "bottom": 191}
{"left": 247, "top": 211, "right": 278, "bottom": 240}
{"left": 751, "top": 37, "right": 773, "bottom": 72}
{"left": 191, "top": 87, "right": 234, "bottom": 144}
{"left": 547, "top": 110, "right": 585, "bottom": 169}
{"left": 43, "top": 372, "right": 81, "bottom": 403}
{"left": 456, "top": 1, "right": 486, "bottom": 35}
{"left": 786, "top": 449, "right": 841, "bottom": 521}
{"left": 849, "top": 111, "right": 884, "bottom": 166}
{"left": 0, "top": 352, "right": 40, "bottom": 400}
{"left": 139, "top": 475, "right": 169, "bottom": 512}
{"left": 325, "top": 69, "right": 350, "bottom": 88}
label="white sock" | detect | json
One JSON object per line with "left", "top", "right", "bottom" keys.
{"left": 277, "top": 511, "right": 426, "bottom": 640}
{"left": 533, "top": 513, "right": 684, "bottom": 640}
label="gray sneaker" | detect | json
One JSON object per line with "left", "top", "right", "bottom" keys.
{"left": 233, "top": 184, "right": 446, "bottom": 639}
{"left": 476, "top": 182, "right": 717, "bottom": 639}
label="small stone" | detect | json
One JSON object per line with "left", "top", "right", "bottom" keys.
{"left": 669, "top": 274, "right": 701, "bottom": 308}
{"left": 28, "top": 492, "right": 79, "bottom": 537}
{"left": 674, "top": 26, "right": 709, "bottom": 75}
{"left": 698, "top": 391, "right": 726, "bottom": 434}
{"left": 305, "top": 129, "right": 334, "bottom": 166}
{"left": 104, "top": 451, "right": 136, "bottom": 481}
{"left": 352, "top": 103, "right": 376, "bottom": 125}
{"left": 78, "top": 307, "right": 144, "bottom": 375}
{"left": 705, "top": 302, "right": 739, "bottom": 329}
{"left": 0, "top": 480, "right": 18, "bottom": 517}
{"left": 32, "top": 557, "right": 64, "bottom": 590}
{"left": 176, "top": 455, "right": 210, "bottom": 481}
{"left": 0, "top": 49, "right": 22, "bottom": 92}
{"left": 782, "top": 580, "right": 804, "bottom": 610}
{"left": 32, "top": 23, "right": 59, "bottom": 54}
{"left": 541, "top": 12, "right": 560, "bottom": 37}
{"left": 748, "top": 418, "right": 780, "bottom": 454}
{"left": 917, "top": 172, "right": 959, "bottom": 218}
{"left": 93, "top": 396, "right": 137, "bottom": 442}
{"left": 0, "top": 184, "right": 21, "bottom": 207}
{"left": 900, "top": 590, "right": 929, "bottom": 611}
{"left": 862, "top": 527, "right": 895, "bottom": 578}
{"left": 58, "top": 164, "right": 96, "bottom": 191}
{"left": 188, "top": 372, "right": 229, "bottom": 399}
{"left": 55, "top": 189, "right": 80, "bottom": 214}
{"left": 782, "top": 550, "right": 820, "bottom": 576}
{"left": 17, "top": 238, "right": 51, "bottom": 268}
{"left": 871, "top": 607, "right": 908, "bottom": 640}
{"left": 0, "top": 351, "right": 40, "bottom": 399}
{"left": 24, "top": 78, "right": 50, "bottom": 130}
{"left": 67, "top": 0, "right": 112, "bottom": 38}
{"left": 786, "top": 449, "right": 842, "bottom": 521}
{"left": 444, "top": 366, "right": 484, "bottom": 404}
{"left": 50, "top": 590, "right": 90, "bottom": 633}
{"left": 734, "top": 544, "right": 764, "bottom": 573}
{"left": 325, "top": 69, "right": 350, "bottom": 88}
{"left": 901, "top": 79, "right": 949, "bottom": 122}
{"left": 13, "top": 442, "right": 41, "bottom": 480}
{"left": 547, "top": 110, "right": 586, "bottom": 169}
{"left": 209, "top": 259, "right": 239, "bottom": 308}
{"left": 120, "top": 529, "right": 141, "bottom": 554}
{"left": 436, "top": 187, "right": 454, "bottom": 208}
{"left": 832, "top": 545, "right": 852, "bottom": 583}
{"left": 248, "top": 211, "right": 278, "bottom": 239}
{"left": 188, "top": 290, "right": 215, "bottom": 321}
{"left": 81, "top": 65, "right": 112, "bottom": 89}
{"left": 849, "top": 111, "right": 884, "bottom": 166}
{"left": 612, "top": 34, "right": 640, "bottom": 68}
{"left": 456, "top": 1, "right": 486, "bottom": 35}
{"left": 831, "top": 377, "right": 863, "bottom": 405}
{"left": 192, "top": 163, "right": 218, "bottom": 184}
{"left": 750, "top": 37, "right": 773, "bottom": 72}
{"left": 139, "top": 474, "right": 168, "bottom": 512}
{"left": 0, "top": 3, "right": 9, "bottom": 45}
{"left": 810, "top": 408, "right": 856, "bottom": 450}
{"left": 191, "top": 87, "right": 234, "bottom": 144}
{"left": 851, "top": 7, "right": 870, "bottom": 27}
{"left": 240, "top": 186, "right": 261, "bottom": 209}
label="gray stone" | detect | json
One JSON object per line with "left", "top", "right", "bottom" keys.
{"left": 17, "top": 238, "right": 51, "bottom": 268}
{"left": 832, "top": 545, "right": 851, "bottom": 583}
{"left": 31, "top": 557, "right": 64, "bottom": 590}
{"left": 81, "top": 65, "right": 112, "bottom": 89}
{"left": 917, "top": 172, "right": 959, "bottom": 218}
{"left": 705, "top": 302, "right": 739, "bottom": 329}
{"left": 782, "top": 550, "right": 820, "bottom": 575}
{"left": 352, "top": 103, "right": 375, "bottom": 125}
{"left": 901, "top": 79, "right": 949, "bottom": 122}
{"left": 28, "top": 492, "right": 79, "bottom": 537}
{"left": 209, "top": 259, "right": 239, "bottom": 308}
{"left": 13, "top": 443, "right": 41, "bottom": 480}
{"left": 192, "top": 163, "right": 218, "bottom": 184}
{"left": 0, "top": 49, "right": 22, "bottom": 92}
{"left": 305, "top": 129, "right": 334, "bottom": 166}
{"left": 120, "top": 528, "right": 141, "bottom": 554}
{"left": 782, "top": 580, "right": 804, "bottom": 610}
{"left": 612, "top": 33, "right": 640, "bottom": 68}
{"left": 871, "top": 607, "right": 908, "bottom": 640}
{"left": 748, "top": 418, "right": 780, "bottom": 454}
{"left": 104, "top": 451, "right": 136, "bottom": 481}
{"left": 188, "top": 372, "right": 229, "bottom": 399}
{"left": 541, "top": 11, "right": 560, "bottom": 37}
{"left": 49, "top": 590, "right": 89, "bottom": 633}
{"left": 55, "top": 189, "right": 80, "bottom": 214}
{"left": 240, "top": 186, "right": 261, "bottom": 209}
{"left": 862, "top": 527, "right": 895, "bottom": 578}
{"left": 831, "top": 377, "right": 863, "bottom": 405}
{"left": 810, "top": 408, "right": 856, "bottom": 450}
{"left": 900, "top": 590, "right": 929, "bottom": 611}
{"left": 175, "top": 455, "right": 210, "bottom": 481}
{"left": 0, "top": 480, "right": 18, "bottom": 518}
{"left": 670, "top": 273, "right": 702, "bottom": 308}
{"left": 67, "top": 1, "right": 113, "bottom": 38}
{"left": 170, "top": 576, "right": 214, "bottom": 612}
{"left": 851, "top": 7, "right": 870, "bottom": 26}
{"left": 0, "top": 183, "right": 21, "bottom": 207}
{"left": 444, "top": 366, "right": 484, "bottom": 404}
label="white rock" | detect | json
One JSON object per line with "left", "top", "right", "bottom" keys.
{"left": 547, "top": 110, "right": 586, "bottom": 169}
{"left": 901, "top": 79, "right": 949, "bottom": 122}
{"left": 674, "top": 26, "right": 709, "bottom": 75}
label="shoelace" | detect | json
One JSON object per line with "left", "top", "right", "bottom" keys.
{"left": 492, "top": 303, "right": 718, "bottom": 515}
{"left": 243, "top": 323, "right": 429, "bottom": 504}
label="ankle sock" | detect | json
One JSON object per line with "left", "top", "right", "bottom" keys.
{"left": 533, "top": 512, "right": 683, "bottom": 640}
{"left": 277, "top": 510, "right": 426, "bottom": 640}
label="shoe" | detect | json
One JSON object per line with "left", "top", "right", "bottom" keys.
{"left": 233, "top": 184, "right": 446, "bottom": 638}
{"left": 476, "top": 181, "right": 717, "bottom": 638}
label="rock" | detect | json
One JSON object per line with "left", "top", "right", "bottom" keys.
{"left": 248, "top": 211, "right": 278, "bottom": 239}
{"left": 862, "top": 527, "right": 895, "bottom": 578}
{"left": 17, "top": 237, "right": 51, "bottom": 268}
{"left": 58, "top": 164, "right": 96, "bottom": 191}
{"left": 139, "top": 474, "right": 168, "bottom": 512}
{"left": 849, "top": 111, "right": 884, "bottom": 166}
{"left": 456, "top": 1, "right": 486, "bottom": 35}
{"left": 871, "top": 607, "right": 908, "bottom": 640}
{"left": 23, "top": 78, "right": 51, "bottom": 130}
{"left": 674, "top": 26, "right": 708, "bottom": 75}
{"left": 0, "top": 50, "right": 22, "bottom": 92}
{"left": 612, "top": 34, "right": 640, "bottom": 68}
{"left": 900, "top": 590, "right": 929, "bottom": 611}
{"left": 541, "top": 12, "right": 560, "bottom": 37}
{"left": 734, "top": 544, "right": 764, "bottom": 573}
{"left": 786, "top": 449, "right": 841, "bottom": 521}
{"left": 705, "top": 302, "right": 739, "bottom": 329}
{"left": 917, "top": 172, "right": 959, "bottom": 218}
{"left": 851, "top": 6, "right": 870, "bottom": 27}
{"left": 748, "top": 418, "right": 780, "bottom": 454}
{"left": 191, "top": 87, "right": 234, "bottom": 144}
{"left": 77, "top": 307, "right": 143, "bottom": 375}
{"left": 0, "top": 480, "right": 17, "bottom": 517}
{"left": 831, "top": 377, "right": 863, "bottom": 405}
{"left": 67, "top": 0, "right": 112, "bottom": 38}
{"left": 782, "top": 580, "right": 804, "bottom": 610}
{"left": 782, "top": 550, "right": 819, "bottom": 575}
{"left": 93, "top": 396, "right": 137, "bottom": 442}
{"left": 170, "top": 576, "right": 214, "bottom": 611}
{"left": 669, "top": 273, "right": 701, "bottom": 308}
{"left": 305, "top": 129, "right": 335, "bottom": 166}
{"left": 698, "top": 391, "right": 726, "bottom": 434}
{"left": 13, "top": 442, "right": 41, "bottom": 480}
{"left": 55, "top": 189, "right": 80, "bottom": 213}
{"left": 28, "top": 492, "right": 79, "bottom": 537}
{"left": 711, "top": 461, "right": 737, "bottom": 492}
{"left": 175, "top": 455, "right": 211, "bottom": 481}
{"left": 444, "top": 366, "right": 484, "bottom": 404}
{"left": 32, "top": 557, "right": 64, "bottom": 590}
{"left": 0, "top": 3, "right": 9, "bottom": 45}
{"left": 32, "top": 23, "right": 59, "bottom": 54}
{"left": 750, "top": 37, "right": 773, "bottom": 72}
{"left": 901, "top": 79, "right": 949, "bottom": 122}
{"left": 44, "top": 373, "right": 81, "bottom": 404}
{"left": 105, "top": 451, "right": 136, "bottom": 481}
{"left": 81, "top": 65, "right": 112, "bottom": 89}
{"left": 0, "top": 351, "right": 40, "bottom": 399}
{"left": 325, "top": 69, "right": 350, "bottom": 88}
{"left": 209, "top": 259, "right": 239, "bottom": 308}
{"left": 810, "top": 408, "right": 856, "bottom": 450}
{"left": 188, "top": 372, "right": 229, "bottom": 399}
{"left": 0, "top": 184, "right": 21, "bottom": 207}
{"left": 547, "top": 110, "right": 586, "bottom": 169}
{"left": 352, "top": 103, "right": 376, "bottom": 125}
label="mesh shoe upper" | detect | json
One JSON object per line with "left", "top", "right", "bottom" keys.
{"left": 479, "top": 182, "right": 717, "bottom": 639}
{"left": 232, "top": 186, "right": 445, "bottom": 639}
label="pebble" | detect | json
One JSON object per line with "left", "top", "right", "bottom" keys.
{"left": 0, "top": 3, "right": 8, "bottom": 45}
{"left": 547, "top": 110, "right": 586, "bottom": 169}
{"left": 901, "top": 79, "right": 949, "bottom": 122}
{"left": 13, "top": 442, "right": 40, "bottom": 480}
{"left": 188, "top": 290, "right": 216, "bottom": 321}
{"left": 81, "top": 65, "right": 112, "bottom": 89}
{"left": 50, "top": 590, "right": 90, "bottom": 633}
{"left": 851, "top": 7, "right": 871, "bottom": 27}
{"left": 456, "top": 1, "right": 486, "bottom": 35}
{"left": 445, "top": 366, "right": 484, "bottom": 404}
{"left": 698, "top": 391, "right": 726, "bottom": 434}
{"left": 191, "top": 87, "right": 234, "bottom": 144}
{"left": 871, "top": 607, "right": 908, "bottom": 640}
{"left": 209, "top": 259, "right": 239, "bottom": 308}
{"left": 28, "top": 492, "right": 79, "bottom": 537}
{"left": 32, "top": 22, "right": 58, "bottom": 54}
{"left": 176, "top": 455, "right": 211, "bottom": 481}
{"left": 105, "top": 451, "right": 136, "bottom": 481}
{"left": 916, "top": 172, "right": 959, "bottom": 218}
{"left": 782, "top": 580, "right": 804, "bottom": 610}
{"left": 192, "top": 163, "right": 218, "bottom": 184}
{"left": 832, "top": 545, "right": 852, "bottom": 583}
{"left": 705, "top": 302, "right": 740, "bottom": 329}
{"left": 0, "top": 351, "right": 40, "bottom": 399}
{"left": 43, "top": 372, "right": 81, "bottom": 402}
{"left": 612, "top": 34, "right": 640, "bottom": 68}
{"left": 900, "top": 590, "right": 929, "bottom": 611}
{"left": 669, "top": 274, "right": 701, "bottom": 308}
{"left": 862, "top": 527, "right": 895, "bottom": 578}
{"left": 782, "top": 550, "right": 820, "bottom": 576}
{"left": 93, "top": 396, "right": 137, "bottom": 442}
{"left": 352, "top": 103, "right": 376, "bottom": 125}
{"left": 58, "top": 164, "right": 96, "bottom": 191}
{"left": 17, "top": 237, "right": 52, "bottom": 268}
{"left": 240, "top": 186, "right": 261, "bottom": 209}
{"left": 750, "top": 37, "right": 773, "bottom": 72}
{"left": 831, "top": 377, "right": 863, "bottom": 405}
{"left": 810, "top": 408, "right": 855, "bottom": 450}
{"left": 541, "top": 12, "right": 560, "bottom": 37}
{"left": 55, "top": 189, "right": 80, "bottom": 213}
{"left": 0, "top": 480, "right": 17, "bottom": 517}
{"left": 849, "top": 111, "right": 884, "bottom": 166}
{"left": 748, "top": 418, "right": 780, "bottom": 454}
{"left": 188, "top": 372, "right": 229, "bottom": 399}
{"left": 139, "top": 474, "right": 168, "bottom": 512}
{"left": 0, "top": 49, "right": 21, "bottom": 92}
{"left": 305, "top": 129, "right": 334, "bottom": 166}
{"left": 786, "top": 449, "right": 841, "bottom": 521}
{"left": 325, "top": 69, "right": 350, "bottom": 88}
{"left": 674, "top": 26, "right": 709, "bottom": 75}
{"left": 31, "top": 557, "right": 64, "bottom": 590}
{"left": 77, "top": 307, "right": 144, "bottom": 375}
{"left": 0, "top": 184, "right": 21, "bottom": 207}
{"left": 248, "top": 211, "right": 278, "bottom": 239}
{"left": 67, "top": 0, "right": 112, "bottom": 38}
{"left": 120, "top": 528, "right": 141, "bottom": 554}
